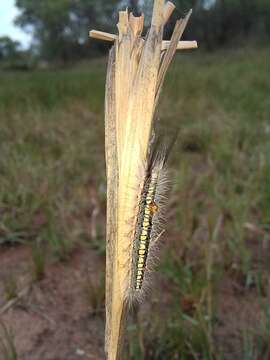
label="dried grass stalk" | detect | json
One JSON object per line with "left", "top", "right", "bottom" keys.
{"left": 95, "top": 1, "right": 196, "bottom": 358}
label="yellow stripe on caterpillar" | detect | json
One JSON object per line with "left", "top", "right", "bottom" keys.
{"left": 133, "top": 167, "right": 163, "bottom": 291}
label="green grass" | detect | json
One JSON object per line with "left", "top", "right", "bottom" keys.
{"left": 0, "top": 61, "right": 106, "bottom": 256}
{"left": 0, "top": 61, "right": 106, "bottom": 113}
{"left": 1, "top": 48, "right": 270, "bottom": 358}
{"left": 0, "top": 320, "right": 17, "bottom": 360}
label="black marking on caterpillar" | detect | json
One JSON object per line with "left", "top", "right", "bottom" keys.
{"left": 126, "top": 131, "right": 175, "bottom": 302}
{"left": 133, "top": 172, "right": 159, "bottom": 290}
{"left": 130, "top": 151, "right": 169, "bottom": 299}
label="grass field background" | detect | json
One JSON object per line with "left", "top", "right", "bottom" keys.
{"left": 1, "top": 48, "right": 270, "bottom": 359}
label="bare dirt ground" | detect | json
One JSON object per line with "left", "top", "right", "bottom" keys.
{"left": 0, "top": 233, "right": 267, "bottom": 360}
{"left": 215, "top": 275, "right": 262, "bottom": 359}
{"left": 0, "top": 245, "right": 105, "bottom": 360}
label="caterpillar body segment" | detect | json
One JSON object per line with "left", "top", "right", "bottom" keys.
{"left": 129, "top": 154, "right": 169, "bottom": 299}
{"left": 134, "top": 172, "right": 159, "bottom": 290}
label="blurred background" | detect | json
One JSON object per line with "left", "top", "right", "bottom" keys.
{"left": 0, "top": 0, "right": 270, "bottom": 359}
{"left": 1, "top": 0, "right": 270, "bottom": 66}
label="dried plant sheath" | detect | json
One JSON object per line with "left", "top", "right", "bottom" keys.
{"left": 104, "top": 47, "right": 117, "bottom": 356}
{"left": 91, "top": 1, "right": 197, "bottom": 359}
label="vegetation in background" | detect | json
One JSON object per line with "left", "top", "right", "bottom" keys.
{"left": 0, "top": 320, "right": 17, "bottom": 360}
{"left": 15, "top": 0, "right": 120, "bottom": 62}
{"left": 0, "top": 0, "right": 269, "bottom": 64}
{"left": 0, "top": 37, "right": 20, "bottom": 62}
{"left": 0, "top": 36, "right": 33, "bottom": 70}
{"left": 1, "top": 48, "right": 270, "bottom": 358}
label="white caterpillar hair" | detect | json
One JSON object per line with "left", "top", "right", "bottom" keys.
{"left": 126, "top": 145, "right": 171, "bottom": 304}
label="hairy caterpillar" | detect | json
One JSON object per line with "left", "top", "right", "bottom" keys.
{"left": 134, "top": 172, "right": 159, "bottom": 290}
{"left": 130, "top": 151, "right": 169, "bottom": 299}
